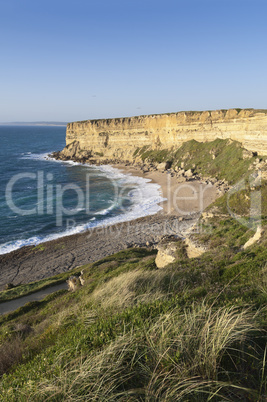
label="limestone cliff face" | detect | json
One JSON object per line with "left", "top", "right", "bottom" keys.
{"left": 65, "top": 109, "right": 267, "bottom": 159}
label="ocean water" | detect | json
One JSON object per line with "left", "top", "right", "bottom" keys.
{"left": 0, "top": 125, "right": 163, "bottom": 255}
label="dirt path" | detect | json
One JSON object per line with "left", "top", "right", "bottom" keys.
{"left": 0, "top": 283, "right": 68, "bottom": 315}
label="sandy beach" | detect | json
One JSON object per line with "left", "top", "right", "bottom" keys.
{"left": 0, "top": 164, "right": 218, "bottom": 290}
{"left": 116, "top": 164, "right": 218, "bottom": 216}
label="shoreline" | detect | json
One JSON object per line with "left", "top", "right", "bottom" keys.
{"left": 0, "top": 161, "right": 219, "bottom": 290}
{"left": 0, "top": 214, "right": 198, "bottom": 290}
{"left": 114, "top": 163, "right": 218, "bottom": 216}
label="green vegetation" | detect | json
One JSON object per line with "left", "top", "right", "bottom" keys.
{"left": 0, "top": 137, "right": 266, "bottom": 400}
{"left": 0, "top": 214, "right": 266, "bottom": 400}
{"left": 135, "top": 138, "right": 260, "bottom": 184}
{"left": 209, "top": 179, "right": 267, "bottom": 217}
{"left": 54, "top": 243, "right": 66, "bottom": 250}
{"left": 33, "top": 244, "right": 45, "bottom": 252}
{"left": 0, "top": 271, "right": 72, "bottom": 303}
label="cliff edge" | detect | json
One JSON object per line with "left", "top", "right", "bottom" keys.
{"left": 58, "top": 109, "right": 267, "bottom": 162}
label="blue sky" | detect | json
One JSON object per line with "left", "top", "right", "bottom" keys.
{"left": 0, "top": 0, "right": 267, "bottom": 122}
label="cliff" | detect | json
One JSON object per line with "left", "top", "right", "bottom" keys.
{"left": 61, "top": 109, "right": 267, "bottom": 161}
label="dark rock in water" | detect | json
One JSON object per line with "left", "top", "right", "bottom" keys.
{"left": 49, "top": 151, "right": 61, "bottom": 159}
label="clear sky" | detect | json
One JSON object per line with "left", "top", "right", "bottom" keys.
{"left": 0, "top": 0, "right": 267, "bottom": 122}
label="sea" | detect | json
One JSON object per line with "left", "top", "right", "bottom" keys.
{"left": 0, "top": 125, "right": 164, "bottom": 255}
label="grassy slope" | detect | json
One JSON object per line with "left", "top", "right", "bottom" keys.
{"left": 134, "top": 138, "right": 262, "bottom": 184}
{"left": 0, "top": 220, "right": 266, "bottom": 400}
{"left": 0, "top": 141, "right": 266, "bottom": 401}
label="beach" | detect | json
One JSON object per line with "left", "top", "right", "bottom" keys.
{"left": 0, "top": 165, "right": 218, "bottom": 290}
{"left": 116, "top": 164, "right": 218, "bottom": 215}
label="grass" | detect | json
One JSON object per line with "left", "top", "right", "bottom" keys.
{"left": 208, "top": 179, "right": 267, "bottom": 218}
{"left": 0, "top": 139, "right": 266, "bottom": 400}
{"left": 0, "top": 214, "right": 266, "bottom": 400}
{"left": 29, "top": 305, "right": 263, "bottom": 401}
{"left": 33, "top": 244, "right": 45, "bottom": 251}
{"left": 134, "top": 138, "right": 259, "bottom": 184}
{"left": 0, "top": 269, "right": 79, "bottom": 303}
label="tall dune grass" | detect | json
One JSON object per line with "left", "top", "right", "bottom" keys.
{"left": 91, "top": 269, "right": 181, "bottom": 310}
{"left": 35, "top": 303, "right": 265, "bottom": 401}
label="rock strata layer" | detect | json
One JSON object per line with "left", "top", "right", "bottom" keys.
{"left": 63, "top": 109, "right": 267, "bottom": 159}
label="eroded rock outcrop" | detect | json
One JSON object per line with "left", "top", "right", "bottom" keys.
{"left": 155, "top": 241, "right": 180, "bottom": 268}
{"left": 242, "top": 226, "right": 264, "bottom": 250}
{"left": 155, "top": 234, "right": 207, "bottom": 268}
{"left": 184, "top": 237, "right": 206, "bottom": 258}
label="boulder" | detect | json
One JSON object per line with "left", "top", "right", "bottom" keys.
{"left": 156, "top": 161, "right": 172, "bottom": 171}
{"left": 184, "top": 169, "right": 194, "bottom": 178}
{"left": 184, "top": 237, "right": 206, "bottom": 258}
{"left": 243, "top": 149, "right": 254, "bottom": 159}
{"left": 242, "top": 226, "right": 263, "bottom": 250}
{"left": 155, "top": 240, "right": 180, "bottom": 268}
{"left": 176, "top": 176, "right": 186, "bottom": 183}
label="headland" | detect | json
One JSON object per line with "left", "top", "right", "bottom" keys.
{"left": 1, "top": 108, "right": 267, "bottom": 289}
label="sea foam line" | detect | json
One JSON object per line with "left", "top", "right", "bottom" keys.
{"left": 0, "top": 153, "right": 165, "bottom": 255}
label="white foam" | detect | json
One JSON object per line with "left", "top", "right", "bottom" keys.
{"left": 20, "top": 152, "right": 51, "bottom": 161}
{"left": 97, "top": 204, "right": 116, "bottom": 216}
{"left": 1, "top": 153, "right": 166, "bottom": 255}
